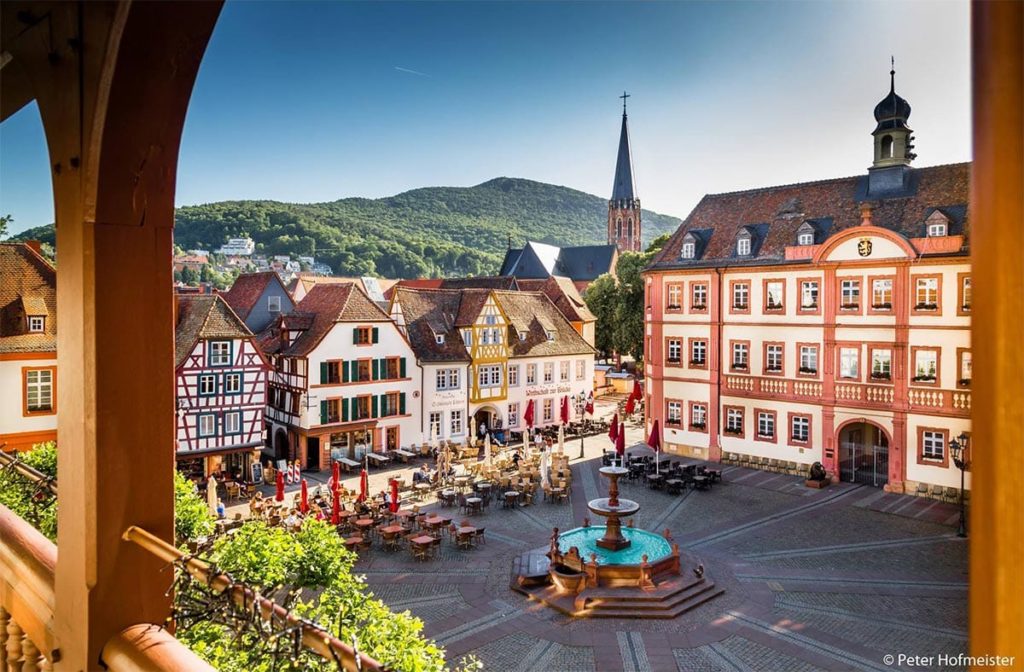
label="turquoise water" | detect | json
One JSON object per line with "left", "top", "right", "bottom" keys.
{"left": 557, "top": 526, "right": 673, "bottom": 565}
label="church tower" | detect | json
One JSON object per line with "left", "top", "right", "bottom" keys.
{"left": 867, "top": 59, "right": 916, "bottom": 196}
{"left": 608, "top": 92, "right": 641, "bottom": 252}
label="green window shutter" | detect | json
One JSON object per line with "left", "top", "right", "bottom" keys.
{"left": 371, "top": 395, "right": 379, "bottom": 418}
{"left": 350, "top": 360, "right": 358, "bottom": 382}
{"left": 320, "top": 362, "right": 328, "bottom": 384}
{"left": 399, "top": 392, "right": 406, "bottom": 415}
{"left": 372, "top": 359, "right": 380, "bottom": 381}
{"left": 341, "top": 398, "right": 349, "bottom": 422}
{"left": 353, "top": 327, "right": 359, "bottom": 344}
{"left": 400, "top": 357, "right": 407, "bottom": 378}
{"left": 372, "top": 327, "right": 380, "bottom": 343}
{"left": 341, "top": 360, "right": 349, "bottom": 383}
{"left": 320, "top": 400, "right": 328, "bottom": 425}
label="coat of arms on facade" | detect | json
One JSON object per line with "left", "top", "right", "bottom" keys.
{"left": 858, "top": 238, "right": 872, "bottom": 257}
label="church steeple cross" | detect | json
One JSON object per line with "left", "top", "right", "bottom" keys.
{"left": 620, "top": 90, "right": 630, "bottom": 114}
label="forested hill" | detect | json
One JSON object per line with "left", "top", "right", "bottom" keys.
{"left": 12, "top": 178, "right": 681, "bottom": 277}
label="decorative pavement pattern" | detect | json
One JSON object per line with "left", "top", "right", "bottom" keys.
{"left": 256, "top": 419, "right": 967, "bottom": 671}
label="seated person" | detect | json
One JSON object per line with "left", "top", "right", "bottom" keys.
{"left": 283, "top": 508, "right": 300, "bottom": 529}
{"left": 413, "top": 463, "right": 433, "bottom": 484}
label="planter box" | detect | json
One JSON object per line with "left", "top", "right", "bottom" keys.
{"left": 804, "top": 479, "right": 828, "bottom": 489}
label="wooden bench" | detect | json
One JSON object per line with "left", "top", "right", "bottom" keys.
{"left": 394, "top": 448, "right": 417, "bottom": 463}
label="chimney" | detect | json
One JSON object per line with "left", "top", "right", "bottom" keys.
{"left": 859, "top": 203, "right": 874, "bottom": 226}
{"left": 24, "top": 240, "right": 42, "bottom": 256}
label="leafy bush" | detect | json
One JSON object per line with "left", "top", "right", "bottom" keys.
{"left": 0, "top": 442, "right": 58, "bottom": 541}
{"left": 173, "top": 471, "right": 215, "bottom": 543}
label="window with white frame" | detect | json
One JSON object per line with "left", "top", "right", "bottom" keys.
{"left": 681, "top": 242, "right": 695, "bottom": 259}
{"left": 800, "top": 281, "right": 819, "bottom": 309}
{"left": 922, "top": 430, "right": 945, "bottom": 460}
{"left": 692, "top": 283, "right": 708, "bottom": 309}
{"left": 871, "top": 349, "right": 892, "bottom": 379}
{"left": 450, "top": 410, "right": 464, "bottom": 435}
{"left": 508, "top": 364, "right": 519, "bottom": 386}
{"left": 667, "top": 401, "right": 682, "bottom": 425}
{"left": 437, "top": 368, "right": 460, "bottom": 390}
{"left": 268, "top": 295, "right": 281, "bottom": 312}
{"left": 732, "top": 343, "right": 749, "bottom": 369}
{"left": 526, "top": 364, "right": 537, "bottom": 384}
{"left": 478, "top": 364, "right": 502, "bottom": 388}
{"left": 542, "top": 398, "right": 553, "bottom": 422}
{"left": 839, "top": 347, "right": 859, "bottom": 379}
{"left": 840, "top": 280, "right": 860, "bottom": 309}
{"left": 691, "top": 403, "right": 707, "bottom": 428}
{"left": 872, "top": 278, "right": 893, "bottom": 308}
{"left": 961, "top": 276, "right": 971, "bottom": 310}
{"left": 725, "top": 408, "right": 743, "bottom": 433}
{"left": 765, "top": 281, "right": 784, "bottom": 310}
{"left": 791, "top": 416, "right": 810, "bottom": 442}
{"left": 914, "top": 350, "right": 938, "bottom": 381}
{"left": 691, "top": 340, "right": 707, "bottom": 366}
{"left": 797, "top": 231, "right": 814, "bottom": 246}
{"left": 508, "top": 402, "right": 519, "bottom": 428}
{"left": 25, "top": 369, "right": 53, "bottom": 412}
{"left": 28, "top": 316, "right": 45, "bottom": 332}
{"left": 732, "top": 283, "right": 749, "bottom": 309}
{"left": 667, "top": 284, "right": 682, "bottom": 309}
{"left": 429, "top": 412, "right": 442, "bottom": 438}
{"left": 198, "top": 414, "right": 217, "bottom": 437}
{"left": 667, "top": 339, "right": 682, "bottom": 363}
{"left": 927, "top": 222, "right": 947, "bottom": 237}
{"left": 757, "top": 412, "right": 775, "bottom": 439}
{"left": 915, "top": 277, "right": 939, "bottom": 309}
{"left": 576, "top": 359, "right": 585, "bottom": 380}
{"left": 435, "top": 333, "right": 445, "bottom": 345}
{"left": 224, "top": 411, "right": 241, "bottom": 435}
{"left": 543, "top": 362, "right": 554, "bottom": 383}
{"left": 560, "top": 360, "right": 570, "bottom": 382}
{"left": 959, "top": 351, "right": 972, "bottom": 385}
{"left": 461, "top": 329, "right": 472, "bottom": 346}
{"left": 224, "top": 372, "right": 242, "bottom": 394}
{"left": 209, "top": 341, "right": 231, "bottom": 366}
{"left": 199, "top": 374, "right": 217, "bottom": 396}
{"left": 799, "top": 345, "right": 818, "bottom": 373}
{"left": 737, "top": 237, "right": 751, "bottom": 256}
{"left": 765, "top": 344, "right": 783, "bottom": 372}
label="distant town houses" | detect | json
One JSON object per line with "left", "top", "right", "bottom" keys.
{"left": 174, "top": 295, "right": 271, "bottom": 480}
{"left": 217, "top": 237, "right": 256, "bottom": 256}
{"left": 0, "top": 242, "right": 58, "bottom": 452}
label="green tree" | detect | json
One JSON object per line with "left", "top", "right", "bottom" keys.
{"left": 173, "top": 471, "right": 214, "bottom": 544}
{"left": 0, "top": 442, "right": 58, "bottom": 541}
{"left": 612, "top": 252, "right": 648, "bottom": 360}
{"left": 181, "top": 265, "right": 200, "bottom": 286}
{"left": 583, "top": 273, "right": 618, "bottom": 358}
{"left": 0, "top": 214, "right": 11, "bottom": 240}
{"left": 646, "top": 232, "right": 671, "bottom": 254}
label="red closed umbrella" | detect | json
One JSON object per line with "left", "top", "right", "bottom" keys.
{"left": 332, "top": 460, "right": 341, "bottom": 493}
{"left": 630, "top": 379, "right": 642, "bottom": 400}
{"left": 331, "top": 490, "right": 341, "bottom": 526}
{"left": 608, "top": 413, "right": 619, "bottom": 442}
{"left": 585, "top": 395, "right": 594, "bottom": 416}
{"left": 357, "top": 468, "right": 369, "bottom": 503}
{"left": 389, "top": 478, "right": 400, "bottom": 513}
{"left": 648, "top": 419, "right": 661, "bottom": 453}
{"left": 615, "top": 421, "right": 626, "bottom": 456}
{"left": 523, "top": 399, "right": 535, "bottom": 428}
{"left": 560, "top": 396, "right": 570, "bottom": 425}
{"left": 275, "top": 469, "right": 285, "bottom": 502}
{"left": 625, "top": 396, "right": 636, "bottom": 415}
{"left": 300, "top": 478, "right": 309, "bottom": 514}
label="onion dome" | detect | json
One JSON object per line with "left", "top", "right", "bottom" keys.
{"left": 873, "top": 64, "right": 912, "bottom": 133}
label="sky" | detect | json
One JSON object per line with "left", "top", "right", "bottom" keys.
{"left": 0, "top": 0, "right": 971, "bottom": 235}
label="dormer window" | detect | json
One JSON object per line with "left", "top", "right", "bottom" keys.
{"left": 545, "top": 330, "right": 555, "bottom": 341}
{"left": 518, "top": 330, "right": 527, "bottom": 342}
{"left": 268, "top": 295, "right": 281, "bottom": 312}
{"left": 798, "top": 232, "right": 814, "bottom": 246}
{"left": 435, "top": 334, "right": 445, "bottom": 345}
{"left": 28, "top": 316, "right": 45, "bottom": 333}
{"left": 737, "top": 237, "right": 751, "bottom": 256}
{"left": 927, "top": 222, "right": 947, "bottom": 237}
{"left": 681, "top": 242, "right": 695, "bottom": 259}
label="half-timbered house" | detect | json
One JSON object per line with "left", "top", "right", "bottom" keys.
{"left": 174, "top": 294, "right": 270, "bottom": 480}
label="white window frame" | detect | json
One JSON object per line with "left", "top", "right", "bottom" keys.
{"left": 268, "top": 295, "right": 282, "bottom": 312}
{"left": 575, "top": 359, "right": 585, "bottom": 380}
{"left": 543, "top": 362, "right": 554, "bottom": 384}
{"left": 199, "top": 374, "right": 217, "bottom": 395}
{"left": 691, "top": 404, "right": 706, "bottom": 427}
{"left": 726, "top": 408, "right": 743, "bottom": 432}
{"left": 224, "top": 372, "right": 242, "bottom": 394}
{"left": 198, "top": 414, "right": 217, "bottom": 438}
{"left": 508, "top": 402, "right": 519, "bottom": 428}
{"left": 927, "top": 222, "right": 947, "bottom": 237}
{"left": 224, "top": 411, "right": 241, "bottom": 435}
{"left": 681, "top": 242, "right": 695, "bottom": 259}
{"left": 667, "top": 284, "right": 682, "bottom": 308}
{"left": 450, "top": 410, "right": 464, "bottom": 436}
{"left": 766, "top": 344, "right": 783, "bottom": 371}
{"left": 429, "top": 412, "right": 442, "bottom": 438}
{"left": 542, "top": 398, "right": 554, "bottom": 423}
{"left": 733, "top": 283, "right": 749, "bottom": 308}
{"left": 732, "top": 343, "right": 748, "bottom": 368}
{"left": 757, "top": 412, "right": 775, "bottom": 439}
{"left": 560, "top": 360, "right": 570, "bottom": 382}
{"left": 209, "top": 341, "right": 232, "bottom": 366}
{"left": 667, "top": 339, "right": 682, "bottom": 363}
{"left": 508, "top": 364, "right": 519, "bottom": 387}
{"left": 800, "top": 281, "right": 819, "bottom": 309}
{"left": 797, "top": 231, "right": 814, "bottom": 246}
{"left": 839, "top": 347, "right": 859, "bottom": 379}
{"left": 526, "top": 364, "right": 537, "bottom": 385}
{"left": 962, "top": 276, "right": 972, "bottom": 309}
{"left": 765, "top": 281, "right": 784, "bottom": 310}
{"left": 791, "top": 416, "right": 809, "bottom": 442}
{"left": 799, "top": 345, "right": 818, "bottom": 373}
{"left": 841, "top": 280, "right": 860, "bottom": 308}
{"left": 914, "top": 350, "right": 938, "bottom": 380}
{"left": 872, "top": 278, "right": 893, "bottom": 307}
{"left": 960, "top": 351, "right": 972, "bottom": 382}
{"left": 478, "top": 364, "right": 502, "bottom": 389}
{"left": 25, "top": 369, "right": 53, "bottom": 412}
{"left": 872, "top": 350, "right": 892, "bottom": 378}
{"left": 28, "top": 316, "right": 45, "bottom": 332}
{"left": 691, "top": 340, "right": 707, "bottom": 365}
{"left": 737, "top": 237, "right": 751, "bottom": 256}
{"left": 916, "top": 278, "right": 939, "bottom": 308}
{"left": 922, "top": 431, "right": 945, "bottom": 460}
{"left": 667, "top": 401, "right": 682, "bottom": 424}
{"left": 692, "top": 283, "right": 708, "bottom": 308}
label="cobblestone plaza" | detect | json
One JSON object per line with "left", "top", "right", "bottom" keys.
{"left": 322, "top": 422, "right": 968, "bottom": 672}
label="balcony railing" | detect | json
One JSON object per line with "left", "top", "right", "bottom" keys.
{"left": 0, "top": 505, "right": 57, "bottom": 671}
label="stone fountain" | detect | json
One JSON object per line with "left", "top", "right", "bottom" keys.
{"left": 588, "top": 465, "right": 639, "bottom": 551}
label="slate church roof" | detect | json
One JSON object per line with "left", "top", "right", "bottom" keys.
{"left": 499, "top": 241, "right": 618, "bottom": 283}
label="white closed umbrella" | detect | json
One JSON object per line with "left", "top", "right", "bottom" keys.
{"left": 523, "top": 429, "right": 530, "bottom": 459}
{"left": 558, "top": 424, "right": 565, "bottom": 454}
{"left": 485, "top": 433, "right": 492, "bottom": 467}
{"left": 207, "top": 475, "right": 218, "bottom": 515}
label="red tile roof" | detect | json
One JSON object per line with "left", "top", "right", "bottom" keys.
{"left": 389, "top": 287, "right": 472, "bottom": 363}
{"left": 649, "top": 162, "right": 970, "bottom": 270}
{"left": 517, "top": 276, "right": 596, "bottom": 323}
{"left": 222, "top": 272, "right": 287, "bottom": 319}
{"left": 0, "top": 243, "right": 57, "bottom": 353}
{"left": 263, "top": 283, "right": 391, "bottom": 357}
{"left": 174, "top": 294, "right": 254, "bottom": 368}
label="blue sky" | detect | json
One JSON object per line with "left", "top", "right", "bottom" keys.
{"left": 1, "top": 0, "right": 970, "bottom": 235}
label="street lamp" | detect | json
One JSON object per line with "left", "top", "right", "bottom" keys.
{"left": 571, "top": 392, "right": 589, "bottom": 460}
{"left": 949, "top": 432, "right": 970, "bottom": 538}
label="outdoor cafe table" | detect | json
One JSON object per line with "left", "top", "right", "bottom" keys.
{"left": 410, "top": 534, "right": 434, "bottom": 546}
{"left": 343, "top": 536, "right": 364, "bottom": 550}
{"left": 415, "top": 483, "right": 431, "bottom": 499}
{"left": 465, "top": 496, "right": 482, "bottom": 514}
{"left": 504, "top": 491, "right": 520, "bottom": 508}
{"left": 454, "top": 476, "right": 472, "bottom": 491}
{"left": 354, "top": 518, "right": 376, "bottom": 534}
{"left": 394, "top": 448, "right": 417, "bottom": 463}
{"left": 665, "top": 478, "right": 684, "bottom": 495}
{"left": 647, "top": 473, "right": 665, "bottom": 489}
{"left": 394, "top": 509, "right": 416, "bottom": 520}
{"left": 458, "top": 526, "right": 477, "bottom": 535}
{"left": 367, "top": 452, "right": 390, "bottom": 468}
{"left": 379, "top": 524, "right": 404, "bottom": 536}
{"left": 692, "top": 475, "right": 710, "bottom": 490}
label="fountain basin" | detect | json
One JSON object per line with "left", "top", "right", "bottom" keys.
{"left": 557, "top": 526, "right": 673, "bottom": 566}
{"left": 587, "top": 497, "right": 640, "bottom": 516}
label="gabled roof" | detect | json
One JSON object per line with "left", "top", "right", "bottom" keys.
{"left": 263, "top": 283, "right": 391, "bottom": 357}
{"left": 517, "top": 276, "right": 596, "bottom": 323}
{"left": 222, "top": 272, "right": 290, "bottom": 320}
{"left": 389, "top": 287, "right": 472, "bottom": 363}
{"left": 0, "top": 243, "right": 57, "bottom": 353}
{"left": 174, "top": 295, "right": 254, "bottom": 368}
{"left": 611, "top": 111, "right": 637, "bottom": 201}
{"left": 648, "top": 162, "right": 970, "bottom": 271}
{"left": 492, "top": 290, "right": 594, "bottom": 358}
{"left": 440, "top": 276, "right": 519, "bottom": 291}
{"left": 499, "top": 242, "right": 618, "bottom": 282}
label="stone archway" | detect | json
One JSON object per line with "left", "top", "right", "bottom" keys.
{"left": 836, "top": 419, "right": 892, "bottom": 488}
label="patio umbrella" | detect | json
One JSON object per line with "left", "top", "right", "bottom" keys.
{"left": 630, "top": 379, "right": 642, "bottom": 401}
{"left": 207, "top": 475, "right": 218, "bottom": 515}
{"left": 609, "top": 413, "right": 619, "bottom": 442}
{"left": 331, "top": 489, "right": 341, "bottom": 525}
{"left": 585, "top": 394, "right": 594, "bottom": 416}
{"left": 557, "top": 423, "right": 565, "bottom": 454}
{"left": 523, "top": 399, "right": 535, "bottom": 428}
{"left": 560, "top": 396, "right": 570, "bottom": 425}
{"left": 540, "top": 450, "right": 550, "bottom": 487}
{"left": 389, "top": 478, "right": 400, "bottom": 513}
{"left": 484, "top": 433, "right": 492, "bottom": 466}
{"left": 331, "top": 460, "right": 341, "bottom": 493}
{"left": 615, "top": 421, "right": 626, "bottom": 465}
{"left": 648, "top": 420, "right": 661, "bottom": 474}
{"left": 274, "top": 470, "right": 284, "bottom": 502}
{"left": 357, "top": 468, "right": 369, "bottom": 503}
{"left": 625, "top": 396, "right": 636, "bottom": 416}
{"left": 523, "top": 428, "right": 530, "bottom": 459}
{"left": 300, "top": 478, "right": 309, "bottom": 514}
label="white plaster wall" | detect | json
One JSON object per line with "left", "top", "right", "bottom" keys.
{"left": 719, "top": 395, "right": 823, "bottom": 465}
{"left": 420, "top": 362, "right": 469, "bottom": 442}
{"left": 905, "top": 414, "right": 972, "bottom": 489}
{"left": 827, "top": 236, "right": 908, "bottom": 262}
{"left": 0, "top": 358, "right": 58, "bottom": 437}
{"left": 504, "top": 354, "right": 594, "bottom": 430}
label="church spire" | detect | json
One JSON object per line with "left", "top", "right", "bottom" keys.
{"left": 608, "top": 92, "right": 641, "bottom": 252}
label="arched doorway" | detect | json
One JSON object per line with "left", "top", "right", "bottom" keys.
{"left": 838, "top": 421, "right": 890, "bottom": 487}
{"left": 274, "top": 427, "right": 290, "bottom": 462}
{"left": 473, "top": 405, "right": 503, "bottom": 439}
